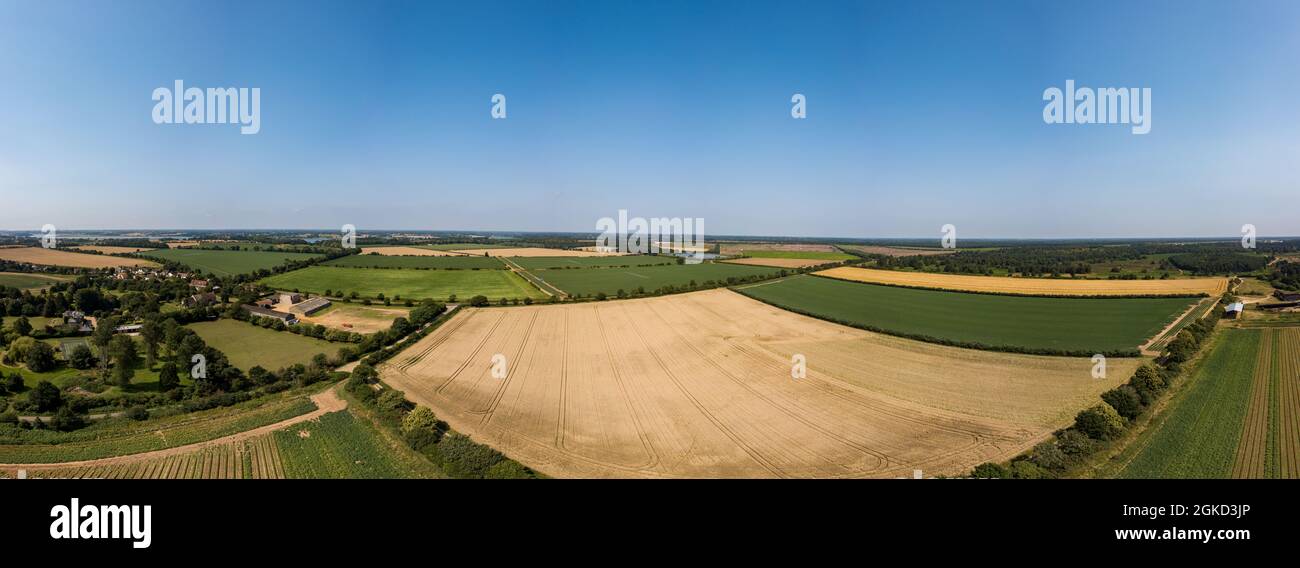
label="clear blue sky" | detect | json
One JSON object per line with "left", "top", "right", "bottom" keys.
{"left": 1, "top": 0, "right": 1296, "bottom": 238}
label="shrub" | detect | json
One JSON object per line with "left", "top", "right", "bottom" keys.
{"left": 484, "top": 460, "right": 535, "bottom": 479}
{"left": 49, "top": 405, "right": 86, "bottom": 432}
{"left": 1101, "top": 385, "right": 1143, "bottom": 420}
{"left": 124, "top": 405, "right": 149, "bottom": 421}
{"left": 1074, "top": 403, "right": 1126, "bottom": 441}
{"left": 376, "top": 389, "right": 411, "bottom": 415}
{"left": 1056, "top": 429, "right": 1096, "bottom": 456}
{"left": 400, "top": 406, "right": 445, "bottom": 449}
{"left": 970, "top": 462, "right": 1009, "bottom": 478}
{"left": 1028, "top": 441, "right": 1067, "bottom": 471}
{"left": 68, "top": 344, "right": 96, "bottom": 370}
{"left": 1008, "top": 460, "right": 1048, "bottom": 479}
{"left": 29, "top": 381, "right": 62, "bottom": 412}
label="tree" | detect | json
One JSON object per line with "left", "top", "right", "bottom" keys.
{"left": 377, "top": 389, "right": 411, "bottom": 415}
{"left": 68, "top": 344, "right": 96, "bottom": 370}
{"left": 107, "top": 335, "right": 139, "bottom": 387}
{"left": 1128, "top": 364, "right": 1166, "bottom": 404}
{"left": 400, "top": 405, "right": 444, "bottom": 449}
{"left": 10, "top": 316, "right": 32, "bottom": 337}
{"left": 91, "top": 316, "right": 117, "bottom": 371}
{"left": 29, "top": 380, "right": 62, "bottom": 412}
{"left": 1056, "top": 429, "right": 1096, "bottom": 456}
{"left": 1028, "top": 441, "right": 1067, "bottom": 471}
{"left": 26, "top": 341, "right": 56, "bottom": 373}
{"left": 140, "top": 316, "right": 162, "bottom": 368}
{"left": 970, "top": 462, "right": 1009, "bottom": 479}
{"left": 1101, "top": 385, "right": 1143, "bottom": 420}
{"left": 158, "top": 362, "right": 180, "bottom": 392}
{"left": 1074, "top": 403, "right": 1126, "bottom": 441}
{"left": 468, "top": 295, "right": 489, "bottom": 307}
{"left": 50, "top": 405, "right": 86, "bottom": 432}
{"left": 3, "top": 372, "right": 22, "bottom": 393}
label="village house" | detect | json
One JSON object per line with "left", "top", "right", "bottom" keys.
{"left": 182, "top": 292, "right": 218, "bottom": 308}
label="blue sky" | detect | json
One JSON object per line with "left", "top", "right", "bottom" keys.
{"left": 1, "top": 0, "right": 1296, "bottom": 237}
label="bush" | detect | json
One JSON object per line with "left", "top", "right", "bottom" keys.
{"left": 49, "top": 405, "right": 86, "bottom": 432}
{"left": 431, "top": 434, "right": 507, "bottom": 478}
{"left": 400, "top": 406, "right": 445, "bottom": 449}
{"left": 376, "top": 389, "right": 412, "bottom": 415}
{"left": 1074, "top": 403, "right": 1126, "bottom": 441}
{"left": 1101, "top": 385, "right": 1143, "bottom": 420}
{"left": 68, "top": 344, "right": 96, "bottom": 370}
{"left": 1008, "top": 460, "right": 1049, "bottom": 479}
{"left": 1028, "top": 441, "right": 1067, "bottom": 471}
{"left": 124, "top": 405, "right": 149, "bottom": 421}
{"left": 970, "top": 462, "right": 1010, "bottom": 479}
{"left": 1056, "top": 429, "right": 1096, "bottom": 456}
{"left": 484, "top": 460, "right": 535, "bottom": 479}
{"left": 29, "top": 381, "right": 62, "bottom": 412}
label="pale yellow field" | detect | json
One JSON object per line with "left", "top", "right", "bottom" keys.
{"left": 360, "top": 246, "right": 465, "bottom": 256}
{"left": 722, "top": 257, "right": 834, "bottom": 268}
{"left": 817, "top": 266, "right": 1227, "bottom": 296}
{"left": 71, "top": 245, "right": 152, "bottom": 254}
{"left": 0, "top": 247, "right": 159, "bottom": 268}
{"left": 291, "top": 302, "right": 410, "bottom": 334}
{"left": 719, "top": 242, "right": 837, "bottom": 255}
{"left": 456, "top": 247, "right": 622, "bottom": 257}
{"left": 381, "top": 289, "right": 1136, "bottom": 478}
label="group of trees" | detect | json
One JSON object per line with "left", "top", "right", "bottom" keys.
{"left": 1265, "top": 260, "right": 1300, "bottom": 292}
{"left": 1167, "top": 252, "right": 1269, "bottom": 275}
{"left": 971, "top": 306, "right": 1220, "bottom": 479}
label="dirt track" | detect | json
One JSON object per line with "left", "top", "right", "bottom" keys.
{"left": 381, "top": 289, "right": 1130, "bottom": 478}
{"left": 0, "top": 388, "right": 345, "bottom": 473}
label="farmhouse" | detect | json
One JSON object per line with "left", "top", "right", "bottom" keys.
{"left": 1224, "top": 302, "right": 1245, "bottom": 319}
{"left": 182, "top": 292, "right": 217, "bottom": 307}
{"left": 242, "top": 304, "right": 298, "bottom": 325}
{"left": 289, "top": 296, "right": 331, "bottom": 315}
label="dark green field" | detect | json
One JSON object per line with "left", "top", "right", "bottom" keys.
{"left": 1117, "top": 329, "right": 1260, "bottom": 478}
{"left": 512, "top": 255, "right": 676, "bottom": 270}
{"left": 537, "top": 262, "right": 783, "bottom": 296}
{"left": 737, "top": 274, "right": 1195, "bottom": 354}
{"left": 140, "top": 249, "right": 323, "bottom": 276}
{"left": 325, "top": 254, "right": 504, "bottom": 269}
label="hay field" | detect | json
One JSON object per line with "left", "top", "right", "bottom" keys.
{"left": 724, "top": 257, "right": 836, "bottom": 269}
{"left": 0, "top": 247, "right": 158, "bottom": 268}
{"left": 360, "top": 246, "right": 466, "bottom": 257}
{"left": 71, "top": 245, "right": 154, "bottom": 254}
{"left": 381, "top": 289, "right": 1135, "bottom": 478}
{"left": 817, "top": 266, "right": 1227, "bottom": 296}
{"left": 457, "top": 247, "right": 622, "bottom": 257}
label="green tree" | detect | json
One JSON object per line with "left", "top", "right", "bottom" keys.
{"left": 107, "top": 335, "right": 139, "bottom": 387}
{"left": 91, "top": 316, "right": 117, "bottom": 371}
{"left": 140, "top": 316, "right": 162, "bottom": 368}
{"left": 68, "top": 344, "right": 96, "bottom": 370}
{"left": 157, "top": 362, "right": 180, "bottom": 392}
{"left": 29, "top": 380, "right": 62, "bottom": 412}
{"left": 400, "top": 405, "right": 444, "bottom": 449}
{"left": 26, "top": 341, "right": 56, "bottom": 373}
{"left": 10, "top": 316, "right": 32, "bottom": 337}
{"left": 1074, "top": 403, "right": 1126, "bottom": 441}
{"left": 1101, "top": 385, "right": 1143, "bottom": 420}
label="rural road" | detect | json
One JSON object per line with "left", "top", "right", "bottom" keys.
{"left": 0, "top": 386, "right": 347, "bottom": 473}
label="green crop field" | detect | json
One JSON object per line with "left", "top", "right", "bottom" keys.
{"left": 187, "top": 319, "right": 341, "bottom": 371}
{"left": 741, "top": 250, "right": 856, "bottom": 261}
{"left": 139, "top": 248, "right": 324, "bottom": 276}
{"left": 1117, "top": 329, "right": 1261, "bottom": 478}
{"left": 275, "top": 411, "right": 421, "bottom": 478}
{"left": 512, "top": 255, "right": 677, "bottom": 270}
{"left": 324, "top": 254, "right": 504, "bottom": 269}
{"left": 0, "top": 272, "right": 73, "bottom": 290}
{"left": 538, "top": 262, "right": 783, "bottom": 296}
{"left": 737, "top": 274, "right": 1195, "bottom": 355}
{"left": 0, "top": 395, "right": 316, "bottom": 463}
{"left": 260, "top": 266, "right": 545, "bottom": 301}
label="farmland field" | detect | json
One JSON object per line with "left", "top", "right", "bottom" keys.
{"left": 841, "top": 245, "right": 956, "bottom": 257}
{"left": 740, "top": 249, "right": 856, "bottom": 261}
{"left": 817, "top": 266, "right": 1227, "bottom": 297}
{"left": 512, "top": 255, "right": 676, "bottom": 270}
{"left": 738, "top": 275, "right": 1195, "bottom": 354}
{"left": 459, "top": 247, "right": 621, "bottom": 257}
{"left": 71, "top": 245, "right": 154, "bottom": 254}
{"left": 274, "top": 411, "right": 420, "bottom": 478}
{"left": 0, "top": 271, "right": 73, "bottom": 289}
{"left": 537, "top": 262, "right": 782, "bottom": 296}
{"left": 380, "top": 289, "right": 1139, "bottom": 478}
{"left": 260, "top": 266, "right": 546, "bottom": 301}
{"left": 723, "top": 257, "right": 840, "bottom": 269}
{"left": 139, "top": 248, "right": 323, "bottom": 276}
{"left": 360, "top": 246, "right": 466, "bottom": 256}
{"left": 0, "top": 247, "right": 158, "bottom": 268}
{"left": 1116, "top": 327, "right": 1300, "bottom": 478}
{"left": 298, "top": 303, "right": 410, "bottom": 333}
{"left": 325, "top": 254, "right": 504, "bottom": 269}
{"left": 188, "top": 319, "right": 341, "bottom": 371}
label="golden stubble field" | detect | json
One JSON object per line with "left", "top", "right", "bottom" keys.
{"left": 381, "top": 289, "right": 1138, "bottom": 478}
{"left": 817, "top": 266, "right": 1228, "bottom": 296}
{"left": 0, "top": 247, "right": 158, "bottom": 268}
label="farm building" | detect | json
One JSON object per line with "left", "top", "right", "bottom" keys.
{"left": 279, "top": 292, "right": 302, "bottom": 304}
{"left": 183, "top": 292, "right": 218, "bottom": 307}
{"left": 289, "top": 296, "right": 331, "bottom": 315}
{"left": 242, "top": 304, "right": 298, "bottom": 325}
{"left": 114, "top": 324, "right": 143, "bottom": 334}
{"left": 1274, "top": 290, "right": 1300, "bottom": 302}
{"left": 1224, "top": 302, "right": 1245, "bottom": 318}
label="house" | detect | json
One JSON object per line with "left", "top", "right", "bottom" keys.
{"left": 190, "top": 279, "right": 210, "bottom": 290}
{"left": 289, "top": 296, "right": 331, "bottom": 315}
{"left": 182, "top": 292, "right": 217, "bottom": 308}
{"left": 279, "top": 292, "right": 302, "bottom": 305}
{"left": 1224, "top": 302, "right": 1245, "bottom": 319}
{"left": 1274, "top": 290, "right": 1300, "bottom": 302}
{"left": 254, "top": 297, "right": 277, "bottom": 309}
{"left": 63, "top": 310, "right": 94, "bottom": 333}
{"left": 242, "top": 304, "right": 298, "bottom": 325}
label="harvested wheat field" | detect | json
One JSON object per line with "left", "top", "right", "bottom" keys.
{"left": 360, "top": 246, "right": 465, "bottom": 256}
{"left": 457, "top": 247, "right": 622, "bottom": 257}
{"left": 0, "top": 247, "right": 159, "bottom": 268}
{"left": 817, "top": 266, "right": 1227, "bottom": 297}
{"left": 723, "top": 257, "right": 836, "bottom": 269}
{"left": 719, "top": 242, "right": 837, "bottom": 255}
{"left": 71, "top": 245, "right": 154, "bottom": 254}
{"left": 381, "top": 289, "right": 1136, "bottom": 478}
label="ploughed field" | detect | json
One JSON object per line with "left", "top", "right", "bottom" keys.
{"left": 139, "top": 248, "right": 323, "bottom": 276}
{"left": 817, "top": 266, "right": 1227, "bottom": 297}
{"left": 259, "top": 266, "right": 546, "bottom": 301}
{"left": 738, "top": 275, "right": 1195, "bottom": 355}
{"left": 380, "top": 289, "right": 1139, "bottom": 478}
{"left": 1117, "top": 326, "right": 1300, "bottom": 478}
